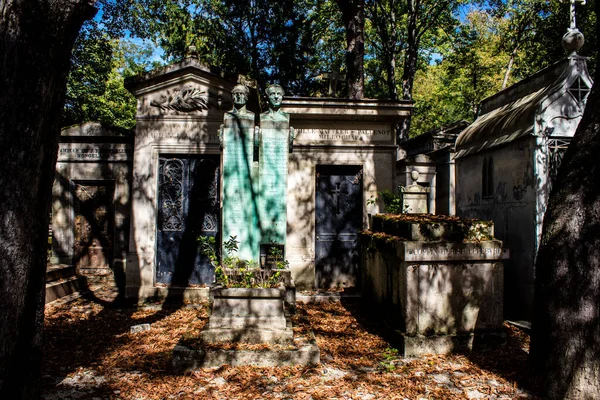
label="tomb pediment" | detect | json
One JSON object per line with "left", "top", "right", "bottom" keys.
{"left": 126, "top": 58, "right": 235, "bottom": 121}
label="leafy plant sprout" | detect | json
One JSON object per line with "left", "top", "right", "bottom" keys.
{"left": 197, "top": 235, "right": 288, "bottom": 288}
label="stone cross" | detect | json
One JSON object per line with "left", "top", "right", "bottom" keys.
{"left": 320, "top": 71, "right": 346, "bottom": 97}
{"left": 329, "top": 182, "right": 348, "bottom": 215}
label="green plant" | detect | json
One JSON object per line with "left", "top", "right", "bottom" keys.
{"left": 379, "top": 189, "right": 405, "bottom": 214}
{"left": 380, "top": 347, "right": 399, "bottom": 372}
{"left": 197, "top": 235, "right": 288, "bottom": 288}
{"left": 268, "top": 242, "right": 289, "bottom": 270}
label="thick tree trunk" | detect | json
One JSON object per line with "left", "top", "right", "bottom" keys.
{"left": 0, "top": 1, "right": 96, "bottom": 398}
{"left": 401, "top": 2, "right": 418, "bottom": 102}
{"left": 398, "top": 0, "right": 419, "bottom": 142}
{"left": 337, "top": 0, "right": 365, "bottom": 100}
{"left": 529, "top": 9, "right": 600, "bottom": 395}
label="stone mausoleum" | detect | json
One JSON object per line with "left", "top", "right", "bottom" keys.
{"left": 51, "top": 55, "right": 413, "bottom": 303}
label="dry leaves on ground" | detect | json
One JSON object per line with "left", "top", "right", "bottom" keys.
{"left": 43, "top": 292, "right": 535, "bottom": 400}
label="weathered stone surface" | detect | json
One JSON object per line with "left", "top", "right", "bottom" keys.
{"left": 401, "top": 184, "right": 429, "bottom": 213}
{"left": 222, "top": 112, "right": 259, "bottom": 261}
{"left": 370, "top": 214, "right": 495, "bottom": 242}
{"left": 258, "top": 117, "right": 290, "bottom": 247}
{"left": 362, "top": 228, "right": 506, "bottom": 355}
{"left": 200, "top": 287, "right": 291, "bottom": 345}
{"left": 172, "top": 339, "right": 320, "bottom": 370}
{"left": 199, "top": 327, "right": 293, "bottom": 345}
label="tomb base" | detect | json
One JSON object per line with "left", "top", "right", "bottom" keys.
{"left": 399, "top": 331, "right": 506, "bottom": 357}
{"left": 173, "top": 285, "right": 319, "bottom": 370}
{"left": 172, "top": 334, "right": 320, "bottom": 370}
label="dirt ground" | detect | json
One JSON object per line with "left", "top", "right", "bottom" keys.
{"left": 42, "top": 286, "right": 536, "bottom": 400}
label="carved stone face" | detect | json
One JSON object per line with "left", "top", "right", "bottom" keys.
{"left": 267, "top": 87, "right": 284, "bottom": 108}
{"left": 232, "top": 90, "right": 248, "bottom": 107}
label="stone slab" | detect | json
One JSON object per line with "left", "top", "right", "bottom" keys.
{"left": 207, "top": 316, "right": 287, "bottom": 330}
{"left": 199, "top": 327, "right": 294, "bottom": 345}
{"left": 258, "top": 117, "right": 289, "bottom": 245}
{"left": 222, "top": 112, "right": 259, "bottom": 261}
{"left": 400, "top": 332, "right": 506, "bottom": 357}
{"left": 173, "top": 336, "right": 320, "bottom": 370}
{"left": 370, "top": 214, "right": 495, "bottom": 242}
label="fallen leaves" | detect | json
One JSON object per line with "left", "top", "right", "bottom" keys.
{"left": 42, "top": 293, "right": 535, "bottom": 399}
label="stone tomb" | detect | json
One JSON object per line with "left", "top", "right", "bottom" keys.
{"left": 125, "top": 58, "right": 232, "bottom": 302}
{"left": 283, "top": 98, "right": 412, "bottom": 289}
{"left": 124, "top": 55, "right": 413, "bottom": 302}
{"left": 361, "top": 214, "right": 508, "bottom": 356}
{"left": 52, "top": 122, "right": 133, "bottom": 286}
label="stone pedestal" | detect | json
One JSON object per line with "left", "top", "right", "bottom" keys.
{"left": 200, "top": 287, "right": 293, "bottom": 345}
{"left": 221, "top": 112, "right": 259, "bottom": 261}
{"left": 401, "top": 183, "right": 429, "bottom": 213}
{"left": 362, "top": 214, "right": 508, "bottom": 356}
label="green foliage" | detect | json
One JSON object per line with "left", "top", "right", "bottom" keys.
{"left": 411, "top": 10, "right": 511, "bottom": 135}
{"left": 379, "top": 189, "right": 405, "bottom": 214}
{"left": 62, "top": 21, "right": 158, "bottom": 130}
{"left": 197, "top": 235, "right": 287, "bottom": 288}
{"left": 66, "top": 0, "right": 596, "bottom": 137}
{"left": 379, "top": 347, "right": 399, "bottom": 372}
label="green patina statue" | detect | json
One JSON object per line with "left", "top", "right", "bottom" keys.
{"left": 262, "top": 84, "right": 289, "bottom": 122}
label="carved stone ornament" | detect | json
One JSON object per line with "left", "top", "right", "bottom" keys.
{"left": 150, "top": 86, "right": 209, "bottom": 112}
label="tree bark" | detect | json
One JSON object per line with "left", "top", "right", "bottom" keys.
{"left": 336, "top": 0, "right": 365, "bottom": 100}
{"left": 529, "top": 2, "right": 600, "bottom": 394}
{"left": 0, "top": 1, "right": 96, "bottom": 398}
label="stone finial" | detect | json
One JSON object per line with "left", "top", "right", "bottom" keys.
{"left": 186, "top": 45, "right": 199, "bottom": 59}
{"left": 563, "top": 0, "right": 586, "bottom": 56}
{"left": 410, "top": 170, "right": 420, "bottom": 184}
{"left": 562, "top": 29, "right": 585, "bottom": 55}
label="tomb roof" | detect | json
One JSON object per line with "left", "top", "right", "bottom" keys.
{"left": 282, "top": 97, "right": 412, "bottom": 122}
{"left": 455, "top": 55, "right": 592, "bottom": 158}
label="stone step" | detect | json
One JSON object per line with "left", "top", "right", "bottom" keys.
{"left": 45, "top": 276, "right": 87, "bottom": 304}
{"left": 46, "top": 264, "right": 76, "bottom": 283}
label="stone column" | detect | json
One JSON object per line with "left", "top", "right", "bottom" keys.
{"left": 221, "top": 110, "right": 259, "bottom": 261}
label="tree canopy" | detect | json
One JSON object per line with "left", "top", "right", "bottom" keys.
{"left": 65, "top": 0, "right": 597, "bottom": 136}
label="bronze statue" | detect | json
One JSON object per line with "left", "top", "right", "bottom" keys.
{"left": 262, "top": 84, "right": 288, "bottom": 121}
{"left": 231, "top": 84, "right": 251, "bottom": 115}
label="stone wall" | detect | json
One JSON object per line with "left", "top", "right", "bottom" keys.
{"left": 456, "top": 137, "right": 537, "bottom": 321}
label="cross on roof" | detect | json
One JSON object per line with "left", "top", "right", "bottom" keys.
{"left": 569, "top": 0, "right": 586, "bottom": 30}
{"left": 319, "top": 71, "right": 346, "bottom": 97}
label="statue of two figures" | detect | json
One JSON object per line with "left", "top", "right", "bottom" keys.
{"left": 220, "top": 83, "right": 293, "bottom": 263}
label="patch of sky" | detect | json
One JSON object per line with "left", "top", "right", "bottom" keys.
{"left": 92, "top": 1, "right": 166, "bottom": 66}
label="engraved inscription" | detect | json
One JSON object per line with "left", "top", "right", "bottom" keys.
{"left": 295, "top": 129, "right": 393, "bottom": 144}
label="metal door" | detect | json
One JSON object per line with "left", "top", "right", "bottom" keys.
{"left": 73, "top": 181, "right": 114, "bottom": 274}
{"left": 156, "top": 156, "right": 219, "bottom": 286}
{"left": 315, "top": 165, "right": 363, "bottom": 288}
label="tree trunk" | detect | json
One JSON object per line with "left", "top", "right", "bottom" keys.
{"left": 337, "top": 0, "right": 365, "bottom": 100}
{"left": 529, "top": 5, "right": 600, "bottom": 394}
{"left": 0, "top": 1, "right": 96, "bottom": 398}
{"left": 397, "top": 0, "right": 419, "bottom": 142}
{"left": 501, "top": 47, "right": 517, "bottom": 90}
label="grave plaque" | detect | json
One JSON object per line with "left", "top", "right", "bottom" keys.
{"left": 258, "top": 84, "right": 290, "bottom": 251}
{"left": 221, "top": 111, "right": 259, "bottom": 261}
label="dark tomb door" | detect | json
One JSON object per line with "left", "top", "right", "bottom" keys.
{"left": 73, "top": 181, "right": 115, "bottom": 275}
{"left": 315, "top": 165, "right": 363, "bottom": 288}
{"left": 157, "top": 156, "right": 220, "bottom": 286}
